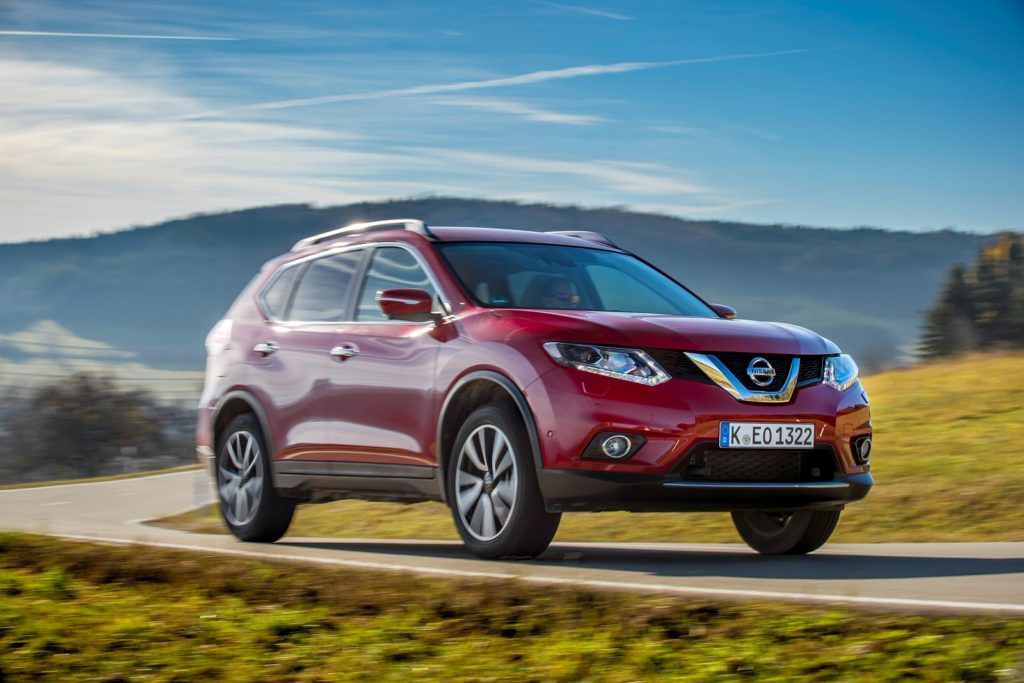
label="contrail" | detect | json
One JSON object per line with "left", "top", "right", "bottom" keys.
{"left": 0, "top": 30, "right": 236, "bottom": 41}
{"left": 193, "top": 48, "right": 808, "bottom": 116}
{"left": 533, "top": 1, "right": 634, "bottom": 21}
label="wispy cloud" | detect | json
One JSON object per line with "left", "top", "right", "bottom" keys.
{"left": 532, "top": 1, "right": 633, "bottom": 21}
{"left": 411, "top": 149, "right": 708, "bottom": 195}
{"left": 433, "top": 97, "right": 604, "bottom": 125}
{"left": 0, "top": 57, "right": 374, "bottom": 241}
{"left": 184, "top": 49, "right": 809, "bottom": 117}
{"left": 632, "top": 200, "right": 777, "bottom": 216}
{"left": 0, "top": 55, "right": 758, "bottom": 241}
{"left": 647, "top": 122, "right": 779, "bottom": 149}
{"left": 0, "top": 30, "right": 236, "bottom": 41}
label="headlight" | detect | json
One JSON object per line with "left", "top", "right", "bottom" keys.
{"left": 823, "top": 354, "right": 859, "bottom": 391}
{"left": 543, "top": 342, "right": 670, "bottom": 386}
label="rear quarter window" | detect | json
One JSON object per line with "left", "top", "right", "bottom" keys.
{"left": 260, "top": 266, "right": 300, "bottom": 319}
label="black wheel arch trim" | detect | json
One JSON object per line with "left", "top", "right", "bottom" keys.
{"left": 214, "top": 390, "right": 279, "bottom": 487}
{"left": 436, "top": 370, "right": 544, "bottom": 504}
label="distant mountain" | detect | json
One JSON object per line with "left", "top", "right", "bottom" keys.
{"left": 0, "top": 198, "right": 993, "bottom": 373}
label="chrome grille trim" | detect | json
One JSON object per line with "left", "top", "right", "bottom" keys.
{"left": 685, "top": 352, "right": 801, "bottom": 403}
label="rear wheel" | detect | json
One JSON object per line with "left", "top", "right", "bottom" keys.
{"left": 731, "top": 509, "right": 841, "bottom": 554}
{"left": 448, "top": 403, "right": 560, "bottom": 559}
{"left": 216, "top": 414, "right": 295, "bottom": 543}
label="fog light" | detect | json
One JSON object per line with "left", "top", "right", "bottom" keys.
{"left": 582, "top": 432, "right": 646, "bottom": 460}
{"left": 601, "top": 435, "right": 633, "bottom": 459}
{"left": 853, "top": 436, "right": 872, "bottom": 464}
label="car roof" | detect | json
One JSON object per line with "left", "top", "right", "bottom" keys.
{"left": 265, "top": 225, "right": 622, "bottom": 273}
{"left": 429, "top": 226, "right": 619, "bottom": 249}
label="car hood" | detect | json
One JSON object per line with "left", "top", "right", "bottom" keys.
{"left": 492, "top": 309, "right": 839, "bottom": 355}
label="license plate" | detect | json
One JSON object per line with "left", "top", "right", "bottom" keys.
{"left": 719, "top": 422, "right": 814, "bottom": 449}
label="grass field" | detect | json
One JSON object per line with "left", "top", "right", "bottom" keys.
{"left": 156, "top": 352, "right": 1024, "bottom": 544}
{"left": 0, "top": 533, "right": 1021, "bottom": 681}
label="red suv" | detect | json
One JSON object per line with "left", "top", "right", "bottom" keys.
{"left": 198, "top": 219, "right": 872, "bottom": 559}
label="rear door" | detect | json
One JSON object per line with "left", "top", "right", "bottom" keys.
{"left": 323, "top": 244, "right": 446, "bottom": 469}
{"left": 252, "top": 247, "right": 365, "bottom": 462}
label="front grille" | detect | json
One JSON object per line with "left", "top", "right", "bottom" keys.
{"left": 679, "top": 446, "right": 837, "bottom": 482}
{"left": 715, "top": 353, "right": 793, "bottom": 392}
{"left": 645, "top": 349, "right": 826, "bottom": 389}
{"left": 644, "top": 348, "right": 713, "bottom": 384}
{"left": 797, "top": 356, "right": 824, "bottom": 385}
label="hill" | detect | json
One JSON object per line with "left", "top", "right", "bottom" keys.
{"left": 0, "top": 198, "right": 991, "bottom": 372}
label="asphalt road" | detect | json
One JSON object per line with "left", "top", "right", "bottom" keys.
{"left": 1, "top": 470, "right": 1022, "bottom": 614}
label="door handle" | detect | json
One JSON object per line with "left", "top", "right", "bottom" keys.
{"left": 330, "top": 344, "right": 359, "bottom": 360}
{"left": 253, "top": 341, "right": 278, "bottom": 356}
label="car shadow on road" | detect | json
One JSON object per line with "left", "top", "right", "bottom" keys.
{"left": 278, "top": 540, "right": 1024, "bottom": 581}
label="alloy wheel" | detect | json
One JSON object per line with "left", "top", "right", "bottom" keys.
{"left": 219, "top": 430, "right": 264, "bottom": 527}
{"left": 455, "top": 424, "right": 518, "bottom": 541}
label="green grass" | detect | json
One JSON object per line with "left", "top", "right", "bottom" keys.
{"left": 0, "top": 533, "right": 1021, "bottom": 681}
{"left": 156, "top": 352, "right": 1024, "bottom": 544}
{"left": 0, "top": 464, "right": 200, "bottom": 491}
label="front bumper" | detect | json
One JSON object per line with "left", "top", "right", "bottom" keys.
{"left": 524, "top": 365, "right": 873, "bottom": 477}
{"left": 537, "top": 469, "right": 873, "bottom": 513}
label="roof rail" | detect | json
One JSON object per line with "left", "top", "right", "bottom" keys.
{"left": 545, "top": 230, "right": 621, "bottom": 249}
{"left": 292, "top": 219, "right": 433, "bottom": 251}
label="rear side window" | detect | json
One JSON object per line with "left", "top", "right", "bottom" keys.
{"left": 356, "top": 246, "right": 435, "bottom": 321}
{"left": 288, "top": 250, "right": 363, "bottom": 322}
{"left": 261, "top": 266, "right": 300, "bottom": 319}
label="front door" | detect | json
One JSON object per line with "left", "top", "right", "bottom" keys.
{"left": 324, "top": 244, "right": 445, "bottom": 468}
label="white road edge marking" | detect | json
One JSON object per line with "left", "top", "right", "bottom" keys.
{"left": 41, "top": 501, "right": 71, "bottom": 506}
{"left": 0, "top": 469, "right": 199, "bottom": 493}
{"left": 53, "top": 533, "right": 1024, "bottom": 614}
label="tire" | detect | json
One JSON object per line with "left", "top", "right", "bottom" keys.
{"left": 216, "top": 414, "right": 295, "bottom": 543}
{"left": 447, "top": 403, "right": 561, "bottom": 559}
{"left": 731, "top": 509, "right": 841, "bottom": 555}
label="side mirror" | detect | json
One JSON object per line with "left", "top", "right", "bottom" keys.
{"left": 710, "top": 303, "right": 737, "bottom": 319}
{"left": 377, "top": 288, "right": 438, "bottom": 323}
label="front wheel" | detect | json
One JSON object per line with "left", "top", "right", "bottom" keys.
{"left": 731, "top": 509, "right": 841, "bottom": 554}
{"left": 448, "top": 403, "right": 561, "bottom": 559}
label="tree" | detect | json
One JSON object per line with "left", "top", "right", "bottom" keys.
{"left": 921, "top": 264, "right": 977, "bottom": 357}
{"left": 922, "top": 232, "right": 1024, "bottom": 358}
{"left": 0, "top": 374, "right": 173, "bottom": 481}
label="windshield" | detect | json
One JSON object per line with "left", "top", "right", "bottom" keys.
{"left": 437, "top": 242, "right": 717, "bottom": 317}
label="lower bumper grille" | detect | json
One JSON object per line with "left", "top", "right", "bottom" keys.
{"left": 680, "top": 446, "right": 837, "bottom": 482}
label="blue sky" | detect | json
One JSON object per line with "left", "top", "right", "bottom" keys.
{"left": 1, "top": 0, "right": 1021, "bottom": 242}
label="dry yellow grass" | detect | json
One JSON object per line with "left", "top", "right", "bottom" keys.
{"left": 156, "top": 352, "right": 1024, "bottom": 543}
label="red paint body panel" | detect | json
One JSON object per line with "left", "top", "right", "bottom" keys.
{"left": 320, "top": 320, "right": 442, "bottom": 466}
